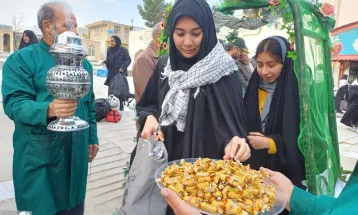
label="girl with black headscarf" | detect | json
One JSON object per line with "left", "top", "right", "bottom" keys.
{"left": 341, "top": 80, "right": 358, "bottom": 132}
{"left": 135, "top": 0, "right": 249, "bottom": 189}
{"left": 102, "top": 35, "right": 131, "bottom": 110}
{"left": 335, "top": 75, "right": 349, "bottom": 113}
{"left": 244, "top": 37, "right": 306, "bottom": 210}
{"left": 18, "top": 30, "right": 39, "bottom": 50}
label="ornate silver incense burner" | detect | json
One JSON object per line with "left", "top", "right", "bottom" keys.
{"left": 46, "top": 31, "right": 91, "bottom": 132}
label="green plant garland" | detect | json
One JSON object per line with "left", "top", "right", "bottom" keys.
{"left": 268, "top": 0, "right": 297, "bottom": 60}
{"left": 157, "top": 5, "right": 173, "bottom": 57}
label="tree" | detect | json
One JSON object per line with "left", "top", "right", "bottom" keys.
{"left": 138, "top": 0, "right": 170, "bottom": 28}
{"left": 10, "top": 12, "right": 26, "bottom": 32}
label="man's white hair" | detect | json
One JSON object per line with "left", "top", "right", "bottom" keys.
{"left": 152, "top": 22, "right": 162, "bottom": 39}
{"left": 37, "top": 1, "right": 72, "bottom": 30}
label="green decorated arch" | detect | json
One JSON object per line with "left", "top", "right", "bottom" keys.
{"left": 219, "top": 0, "right": 340, "bottom": 196}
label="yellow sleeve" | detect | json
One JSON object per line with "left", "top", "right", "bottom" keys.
{"left": 268, "top": 138, "right": 277, "bottom": 154}
{"left": 258, "top": 89, "right": 268, "bottom": 115}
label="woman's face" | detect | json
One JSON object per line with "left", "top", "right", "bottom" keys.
{"left": 173, "top": 16, "right": 203, "bottom": 58}
{"left": 110, "top": 37, "right": 116, "bottom": 47}
{"left": 23, "top": 33, "right": 30, "bottom": 43}
{"left": 256, "top": 51, "right": 283, "bottom": 83}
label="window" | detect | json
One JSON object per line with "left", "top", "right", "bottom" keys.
{"left": 114, "top": 25, "right": 121, "bottom": 35}
{"left": 88, "top": 45, "right": 95, "bottom": 57}
{"left": 95, "top": 28, "right": 99, "bottom": 36}
{"left": 349, "top": 63, "right": 358, "bottom": 84}
{"left": 125, "top": 27, "right": 130, "bottom": 36}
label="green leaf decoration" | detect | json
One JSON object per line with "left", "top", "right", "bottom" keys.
{"left": 157, "top": 5, "right": 173, "bottom": 57}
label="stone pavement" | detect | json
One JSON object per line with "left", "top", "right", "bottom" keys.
{"left": 0, "top": 70, "right": 357, "bottom": 214}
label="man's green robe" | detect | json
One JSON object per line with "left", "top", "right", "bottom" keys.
{"left": 290, "top": 162, "right": 358, "bottom": 215}
{"left": 2, "top": 39, "right": 99, "bottom": 215}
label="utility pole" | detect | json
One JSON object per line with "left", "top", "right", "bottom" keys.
{"left": 131, "top": 19, "right": 134, "bottom": 30}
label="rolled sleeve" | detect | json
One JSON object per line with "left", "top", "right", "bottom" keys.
{"left": 290, "top": 186, "right": 336, "bottom": 215}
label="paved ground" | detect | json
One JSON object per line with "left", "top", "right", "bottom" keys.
{"left": 0, "top": 70, "right": 357, "bottom": 214}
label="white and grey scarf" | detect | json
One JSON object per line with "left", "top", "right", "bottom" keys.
{"left": 159, "top": 42, "right": 238, "bottom": 132}
{"left": 259, "top": 79, "right": 277, "bottom": 133}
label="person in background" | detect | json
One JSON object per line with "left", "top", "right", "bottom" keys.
{"left": 102, "top": 36, "right": 132, "bottom": 110}
{"left": 244, "top": 37, "right": 306, "bottom": 215}
{"left": 341, "top": 79, "right": 358, "bottom": 133}
{"left": 132, "top": 22, "right": 162, "bottom": 103}
{"left": 160, "top": 162, "right": 358, "bottom": 215}
{"left": 18, "top": 30, "right": 39, "bottom": 50}
{"left": 134, "top": 49, "right": 144, "bottom": 62}
{"left": 2, "top": 2, "right": 99, "bottom": 214}
{"left": 335, "top": 74, "right": 349, "bottom": 113}
{"left": 225, "top": 42, "right": 247, "bottom": 95}
{"left": 228, "top": 37, "right": 255, "bottom": 90}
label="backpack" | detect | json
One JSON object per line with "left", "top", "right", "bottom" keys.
{"left": 108, "top": 73, "right": 135, "bottom": 106}
{"left": 95, "top": 98, "right": 110, "bottom": 122}
{"left": 105, "top": 110, "right": 121, "bottom": 123}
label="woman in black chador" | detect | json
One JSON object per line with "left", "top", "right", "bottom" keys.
{"left": 18, "top": 30, "right": 39, "bottom": 50}
{"left": 134, "top": 2, "right": 250, "bottom": 211}
{"left": 341, "top": 80, "right": 358, "bottom": 132}
{"left": 244, "top": 37, "right": 306, "bottom": 214}
{"left": 102, "top": 36, "right": 131, "bottom": 110}
{"left": 335, "top": 75, "right": 349, "bottom": 113}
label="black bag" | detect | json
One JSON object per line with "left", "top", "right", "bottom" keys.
{"left": 109, "top": 73, "right": 130, "bottom": 101}
{"left": 95, "top": 98, "right": 110, "bottom": 122}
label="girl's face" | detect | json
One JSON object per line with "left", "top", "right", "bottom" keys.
{"left": 23, "top": 33, "right": 30, "bottom": 43}
{"left": 173, "top": 16, "right": 203, "bottom": 58}
{"left": 110, "top": 37, "right": 116, "bottom": 47}
{"left": 256, "top": 51, "right": 283, "bottom": 83}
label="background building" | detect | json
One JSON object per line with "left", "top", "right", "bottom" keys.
{"left": 0, "top": 25, "right": 14, "bottom": 53}
{"left": 85, "top": 21, "right": 131, "bottom": 60}
{"left": 331, "top": 0, "right": 358, "bottom": 85}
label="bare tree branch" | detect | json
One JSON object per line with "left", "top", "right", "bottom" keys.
{"left": 9, "top": 12, "right": 26, "bottom": 32}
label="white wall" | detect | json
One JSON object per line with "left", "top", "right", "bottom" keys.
{"left": 100, "top": 42, "right": 107, "bottom": 60}
{"left": 335, "top": 0, "right": 358, "bottom": 28}
{"left": 128, "top": 29, "right": 153, "bottom": 70}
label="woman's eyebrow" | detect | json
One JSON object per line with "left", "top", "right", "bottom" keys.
{"left": 175, "top": 27, "right": 201, "bottom": 31}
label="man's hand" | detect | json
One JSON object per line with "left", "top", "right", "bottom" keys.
{"left": 161, "top": 188, "right": 201, "bottom": 215}
{"left": 260, "top": 167, "right": 294, "bottom": 211}
{"left": 88, "top": 144, "right": 99, "bottom": 163}
{"left": 48, "top": 99, "right": 77, "bottom": 118}
{"left": 119, "top": 68, "right": 123, "bottom": 73}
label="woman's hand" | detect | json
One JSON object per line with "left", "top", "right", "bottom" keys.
{"left": 161, "top": 188, "right": 201, "bottom": 215}
{"left": 141, "top": 115, "right": 164, "bottom": 141}
{"left": 260, "top": 167, "right": 294, "bottom": 211}
{"left": 224, "top": 136, "right": 251, "bottom": 162}
{"left": 248, "top": 132, "right": 270, "bottom": 150}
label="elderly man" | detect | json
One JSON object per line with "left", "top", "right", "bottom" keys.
{"left": 132, "top": 22, "right": 162, "bottom": 103}
{"left": 2, "top": 2, "right": 98, "bottom": 215}
{"left": 225, "top": 37, "right": 256, "bottom": 92}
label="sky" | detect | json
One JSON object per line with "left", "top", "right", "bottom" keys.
{"left": 0, "top": 0, "right": 177, "bottom": 30}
